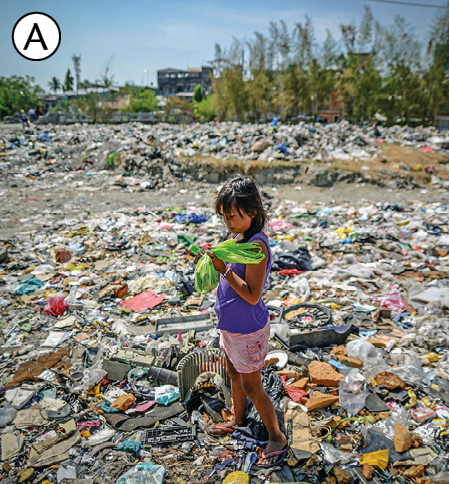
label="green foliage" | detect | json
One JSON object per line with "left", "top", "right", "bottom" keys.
{"left": 48, "top": 76, "right": 61, "bottom": 95}
{"left": 63, "top": 69, "right": 74, "bottom": 92}
{"left": 128, "top": 89, "right": 158, "bottom": 112}
{"left": 193, "top": 84, "right": 203, "bottom": 103}
{"left": 0, "top": 76, "right": 44, "bottom": 118}
{"left": 194, "top": 96, "right": 216, "bottom": 120}
{"left": 209, "top": 6, "right": 449, "bottom": 126}
{"left": 73, "top": 92, "right": 101, "bottom": 122}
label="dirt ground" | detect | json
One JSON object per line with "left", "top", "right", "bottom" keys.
{"left": 331, "top": 144, "right": 449, "bottom": 185}
{"left": 1, "top": 179, "right": 448, "bottom": 241}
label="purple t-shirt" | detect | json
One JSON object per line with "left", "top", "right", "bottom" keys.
{"left": 215, "top": 232, "right": 272, "bottom": 334}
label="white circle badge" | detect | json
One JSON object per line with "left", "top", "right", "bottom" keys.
{"left": 12, "top": 12, "right": 61, "bottom": 61}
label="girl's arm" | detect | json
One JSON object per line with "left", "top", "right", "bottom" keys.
{"left": 205, "top": 239, "right": 269, "bottom": 306}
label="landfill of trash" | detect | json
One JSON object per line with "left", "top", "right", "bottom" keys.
{"left": 1, "top": 121, "right": 449, "bottom": 172}
{"left": 0, "top": 180, "right": 449, "bottom": 484}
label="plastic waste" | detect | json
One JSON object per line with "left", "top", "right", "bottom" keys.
{"left": 15, "top": 278, "right": 44, "bottom": 295}
{"left": 339, "top": 370, "right": 370, "bottom": 416}
{"left": 195, "top": 253, "right": 219, "bottom": 294}
{"left": 372, "top": 285, "right": 406, "bottom": 315}
{"left": 431, "top": 473, "right": 449, "bottom": 484}
{"left": 392, "top": 352, "right": 429, "bottom": 386}
{"left": 116, "top": 461, "right": 165, "bottom": 484}
{"left": 116, "top": 440, "right": 142, "bottom": 456}
{"left": 57, "top": 460, "right": 77, "bottom": 483}
{"left": 71, "top": 361, "right": 107, "bottom": 394}
{"left": 42, "top": 295, "right": 68, "bottom": 316}
{"left": 154, "top": 385, "right": 179, "bottom": 406}
{"left": 373, "top": 404, "right": 410, "bottom": 440}
{"left": 86, "top": 428, "right": 116, "bottom": 445}
{"left": 0, "top": 406, "right": 18, "bottom": 427}
{"left": 210, "top": 239, "right": 266, "bottom": 264}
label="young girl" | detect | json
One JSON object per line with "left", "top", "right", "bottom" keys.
{"left": 197, "top": 175, "right": 288, "bottom": 467}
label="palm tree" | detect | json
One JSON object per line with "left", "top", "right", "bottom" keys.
{"left": 48, "top": 77, "right": 61, "bottom": 95}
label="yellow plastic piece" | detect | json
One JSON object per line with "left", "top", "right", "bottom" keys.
{"left": 222, "top": 471, "right": 250, "bottom": 484}
{"left": 360, "top": 449, "right": 389, "bottom": 471}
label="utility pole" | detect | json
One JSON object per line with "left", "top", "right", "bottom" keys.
{"left": 72, "top": 54, "right": 81, "bottom": 98}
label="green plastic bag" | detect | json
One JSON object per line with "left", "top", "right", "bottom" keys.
{"left": 211, "top": 239, "right": 266, "bottom": 264}
{"left": 193, "top": 239, "right": 266, "bottom": 294}
{"left": 195, "top": 253, "right": 219, "bottom": 294}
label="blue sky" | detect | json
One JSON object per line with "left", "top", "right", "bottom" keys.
{"left": 0, "top": 0, "right": 443, "bottom": 92}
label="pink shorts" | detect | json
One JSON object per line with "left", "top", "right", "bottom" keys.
{"left": 219, "top": 323, "right": 270, "bottom": 374}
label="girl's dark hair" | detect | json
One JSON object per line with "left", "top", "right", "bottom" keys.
{"left": 215, "top": 175, "right": 269, "bottom": 242}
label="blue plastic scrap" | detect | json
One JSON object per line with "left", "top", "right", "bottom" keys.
{"left": 15, "top": 278, "right": 44, "bottom": 295}
{"left": 174, "top": 213, "right": 207, "bottom": 224}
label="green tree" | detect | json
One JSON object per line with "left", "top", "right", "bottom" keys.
{"left": 194, "top": 96, "right": 216, "bottom": 121}
{"left": 48, "top": 77, "right": 61, "bottom": 95}
{"left": 193, "top": 84, "right": 203, "bottom": 103}
{"left": 63, "top": 69, "right": 74, "bottom": 92}
{"left": 245, "top": 69, "right": 274, "bottom": 122}
{"left": 74, "top": 92, "right": 100, "bottom": 122}
{"left": 128, "top": 89, "right": 158, "bottom": 112}
{"left": 0, "top": 76, "right": 44, "bottom": 118}
{"left": 211, "top": 67, "right": 248, "bottom": 120}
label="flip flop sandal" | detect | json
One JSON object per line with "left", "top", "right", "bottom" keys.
{"left": 105, "top": 402, "right": 184, "bottom": 431}
{"left": 257, "top": 444, "right": 290, "bottom": 469}
{"left": 205, "top": 424, "right": 235, "bottom": 437}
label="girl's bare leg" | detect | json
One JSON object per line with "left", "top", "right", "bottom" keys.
{"left": 240, "top": 369, "right": 287, "bottom": 464}
{"left": 209, "top": 355, "right": 247, "bottom": 434}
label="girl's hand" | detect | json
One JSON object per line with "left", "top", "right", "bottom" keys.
{"left": 204, "top": 249, "right": 227, "bottom": 274}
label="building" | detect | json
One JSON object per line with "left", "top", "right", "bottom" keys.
{"left": 43, "top": 87, "right": 120, "bottom": 111}
{"left": 157, "top": 67, "right": 213, "bottom": 100}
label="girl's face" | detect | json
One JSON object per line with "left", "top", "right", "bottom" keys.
{"left": 221, "top": 206, "right": 253, "bottom": 234}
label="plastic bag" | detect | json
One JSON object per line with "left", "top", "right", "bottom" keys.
{"left": 392, "top": 352, "right": 429, "bottom": 386}
{"left": 116, "top": 440, "right": 142, "bottom": 457}
{"left": 71, "top": 360, "right": 107, "bottom": 394}
{"left": 0, "top": 406, "right": 17, "bottom": 427}
{"left": 194, "top": 254, "right": 219, "bottom": 294}
{"left": 155, "top": 385, "right": 180, "bottom": 406}
{"left": 373, "top": 404, "right": 410, "bottom": 440}
{"left": 42, "top": 295, "right": 68, "bottom": 316}
{"left": 347, "top": 339, "right": 391, "bottom": 379}
{"left": 57, "top": 460, "right": 77, "bottom": 483}
{"left": 116, "top": 461, "right": 165, "bottom": 484}
{"left": 372, "top": 285, "right": 406, "bottom": 316}
{"left": 211, "top": 239, "right": 266, "bottom": 265}
{"left": 339, "top": 370, "right": 370, "bottom": 416}
{"left": 430, "top": 472, "right": 449, "bottom": 484}
{"left": 193, "top": 239, "right": 266, "bottom": 294}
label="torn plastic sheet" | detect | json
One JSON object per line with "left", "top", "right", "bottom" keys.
{"left": 42, "top": 331, "right": 72, "bottom": 347}
{"left": 392, "top": 352, "right": 429, "bottom": 387}
{"left": 413, "top": 421, "right": 439, "bottom": 445}
{"left": 116, "top": 461, "right": 165, "bottom": 484}
{"left": 339, "top": 370, "right": 370, "bottom": 416}
{"left": 70, "top": 361, "right": 107, "bottom": 394}
{"left": 372, "top": 404, "right": 410, "bottom": 441}
{"left": 57, "top": 460, "right": 77, "bottom": 483}
{"left": 120, "top": 290, "right": 165, "bottom": 312}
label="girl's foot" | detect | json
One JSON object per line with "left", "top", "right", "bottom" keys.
{"left": 208, "top": 417, "right": 243, "bottom": 436}
{"left": 257, "top": 432, "right": 288, "bottom": 466}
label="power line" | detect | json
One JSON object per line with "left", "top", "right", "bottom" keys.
{"left": 365, "top": 0, "right": 446, "bottom": 7}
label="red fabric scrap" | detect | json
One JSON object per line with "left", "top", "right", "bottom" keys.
{"left": 275, "top": 269, "right": 304, "bottom": 276}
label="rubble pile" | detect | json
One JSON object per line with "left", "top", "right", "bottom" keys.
{"left": 0, "top": 194, "right": 449, "bottom": 483}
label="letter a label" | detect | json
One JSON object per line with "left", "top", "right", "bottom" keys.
{"left": 12, "top": 12, "right": 61, "bottom": 61}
